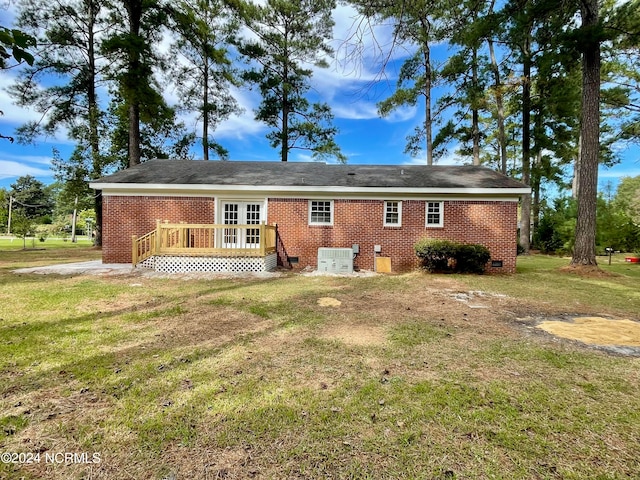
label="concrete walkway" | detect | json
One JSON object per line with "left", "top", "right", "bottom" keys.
{"left": 12, "top": 261, "right": 375, "bottom": 279}
{"left": 11, "top": 260, "right": 282, "bottom": 279}
{"left": 13, "top": 260, "right": 134, "bottom": 276}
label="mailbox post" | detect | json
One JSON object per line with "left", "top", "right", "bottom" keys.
{"left": 605, "top": 247, "right": 614, "bottom": 265}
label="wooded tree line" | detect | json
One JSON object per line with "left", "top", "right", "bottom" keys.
{"left": 1, "top": 0, "right": 639, "bottom": 266}
{"left": 534, "top": 178, "right": 640, "bottom": 255}
{"left": 0, "top": 174, "right": 96, "bottom": 247}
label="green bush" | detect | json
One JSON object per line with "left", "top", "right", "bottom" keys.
{"left": 414, "top": 239, "right": 458, "bottom": 273}
{"left": 454, "top": 244, "right": 491, "bottom": 274}
{"left": 532, "top": 215, "right": 564, "bottom": 254}
{"left": 414, "top": 239, "right": 491, "bottom": 274}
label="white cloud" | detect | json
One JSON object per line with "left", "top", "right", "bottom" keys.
{"left": 209, "top": 86, "right": 266, "bottom": 140}
{"left": 0, "top": 73, "right": 77, "bottom": 145}
{"left": 331, "top": 100, "right": 415, "bottom": 122}
{"left": 332, "top": 101, "right": 378, "bottom": 120}
{"left": 331, "top": 4, "right": 409, "bottom": 78}
{"left": 290, "top": 152, "right": 313, "bottom": 163}
{"left": 401, "top": 144, "right": 469, "bottom": 166}
{"left": 0, "top": 75, "right": 41, "bottom": 127}
{"left": 1, "top": 2, "right": 17, "bottom": 24}
{"left": 0, "top": 159, "right": 52, "bottom": 180}
{"left": 3, "top": 152, "right": 53, "bottom": 166}
{"left": 289, "top": 152, "right": 344, "bottom": 165}
{"left": 382, "top": 105, "right": 417, "bottom": 123}
{"left": 302, "top": 4, "right": 410, "bottom": 122}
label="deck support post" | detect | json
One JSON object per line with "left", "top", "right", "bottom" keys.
{"left": 132, "top": 235, "right": 138, "bottom": 267}
{"left": 155, "top": 219, "right": 162, "bottom": 253}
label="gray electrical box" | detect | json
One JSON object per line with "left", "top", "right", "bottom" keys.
{"left": 317, "top": 248, "right": 354, "bottom": 274}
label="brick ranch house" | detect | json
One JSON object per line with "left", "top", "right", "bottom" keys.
{"left": 90, "top": 160, "right": 530, "bottom": 274}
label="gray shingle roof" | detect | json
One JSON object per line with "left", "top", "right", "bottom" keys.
{"left": 93, "top": 159, "right": 528, "bottom": 190}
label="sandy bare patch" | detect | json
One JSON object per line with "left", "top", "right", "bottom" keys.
{"left": 317, "top": 297, "right": 342, "bottom": 307}
{"left": 537, "top": 316, "right": 640, "bottom": 346}
{"left": 321, "top": 324, "right": 386, "bottom": 346}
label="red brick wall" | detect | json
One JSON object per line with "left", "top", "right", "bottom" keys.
{"left": 268, "top": 199, "right": 518, "bottom": 273}
{"left": 102, "top": 195, "right": 518, "bottom": 272}
{"left": 102, "top": 196, "right": 215, "bottom": 263}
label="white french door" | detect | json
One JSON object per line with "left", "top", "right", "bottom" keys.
{"left": 222, "top": 202, "right": 263, "bottom": 248}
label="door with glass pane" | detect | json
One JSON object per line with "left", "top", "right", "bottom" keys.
{"left": 222, "top": 202, "right": 262, "bottom": 249}
{"left": 244, "top": 203, "right": 262, "bottom": 247}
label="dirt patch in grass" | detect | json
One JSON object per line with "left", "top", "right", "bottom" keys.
{"left": 559, "top": 264, "right": 620, "bottom": 277}
{"left": 159, "top": 444, "right": 255, "bottom": 480}
{"left": 77, "top": 291, "right": 151, "bottom": 314}
{"left": 317, "top": 297, "right": 342, "bottom": 307}
{"left": 320, "top": 324, "right": 386, "bottom": 346}
{"left": 149, "top": 306, "right": 274, "bottom": 349}
{"left": 537, "top": 316, "right": 640, "bottom": 347}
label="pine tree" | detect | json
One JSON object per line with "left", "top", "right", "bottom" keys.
{"left": 170, "top": 0, "right": 240, "bottom": 160}
{"left": 364, "top": 0, "right": 446, "bottom": 165}
{"left": 10, "top": 0, "right": 108, "bottom": 245}
{"left": 102, "top": 0, "right": 170, "bottom": 166}
{"left": 240, "top": 0, "right": 345, "bottom": 163}
{"left": 571, "top": 0, "right": 601, "bottom": 267}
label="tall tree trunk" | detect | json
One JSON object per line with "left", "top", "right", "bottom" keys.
{"left": 488, "top": 38, "right": 507, "bottom": 174}
{"left": 572, "top": 133, "right": 582, "bottom": 198}
{"left": 532, "top": 150, "right": 542, "bottom": 234}
{"left": 281, "top": 30, "right": 289, "bottom": 163}
{"left": 471, "top": 44, "right": 480, "bottom": 165}
{"left": 87, "top": 0, "right": 102, "bottom": 246}
{"left": 417, "top": 16, "right": 433, "bottom": 165}
{"left": 487, "top": 0, "right": 508, "bottom": 174}
{"left": 423, "top": 44, "right": 433, "bottom": 165}
{"left": 282, "top": 73, "right": 289, "bottom": 162}
{"left": 571, "top": 0, "right": 600, "bottom": 267}
{"left": 282, "top": 88, "right": 289, "bottom": 162}
{"left": 126, "top": 0, "right": 142, "bottom": 167}
{"left": 203, "top": 55, "right": 210, "bottom": 161}
{"left": 531, "top": 84, "right": 545, "bottom": 242}
{"left": 519, "top": 37, "right": 532, "bottom": 254}
{"left": 128, "top": 103, "right": 141, "bottom": 166}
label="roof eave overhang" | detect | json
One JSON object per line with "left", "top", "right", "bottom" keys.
{"left": 90, "top": 182, "right": 531, "bottom": 198}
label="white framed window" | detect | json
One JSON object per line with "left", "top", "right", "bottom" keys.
{"left": 384, "top": 201, "right": 402, "bottom": 226}
{"left": 426, "top": 201, "right": 444, "bottom": 227}
{"left": 309, "top": 200, "right": 333, "bottom": 225}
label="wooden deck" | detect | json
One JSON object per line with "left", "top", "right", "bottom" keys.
{"left": 132, "top": 221, "right": 277, "bottom": 266}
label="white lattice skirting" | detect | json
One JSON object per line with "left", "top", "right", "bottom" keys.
{"left": 138, "top": 254, "right": 278, "bottom": 273}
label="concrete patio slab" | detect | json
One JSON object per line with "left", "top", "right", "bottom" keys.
{"left": 13, "top": 260, "right": 134, "bottom": 276}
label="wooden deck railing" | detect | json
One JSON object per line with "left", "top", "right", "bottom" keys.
{"left": 132, "top": 221, "right": 277, "bottom": 266}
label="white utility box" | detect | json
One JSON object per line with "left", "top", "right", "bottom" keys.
{"left": 317, "top": 248, "right": 354, "bottom": 274}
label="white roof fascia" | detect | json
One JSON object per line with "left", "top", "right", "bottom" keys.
{"left": 90, "top": 182, "right": 531, "bottom": 198}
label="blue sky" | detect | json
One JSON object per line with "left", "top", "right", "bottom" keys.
{"left": 1, "top": 4, "right": 639, "bottom": 193}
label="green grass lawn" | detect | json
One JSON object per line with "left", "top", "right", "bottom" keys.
{"left": 0, "top": 242, "right": 100, "bottom": 270}
{"left": 0, "top": 251, "right": 638, "bottom": 479}
{"left": 454, "top": 253, "right": 640, "bottom": 317}
{"left": 0, "top": 237, "right": 94, "bottom": 250}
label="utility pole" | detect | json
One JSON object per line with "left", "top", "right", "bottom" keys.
{"left": 7, "top": 196, "right": 13, "bottom": 235}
